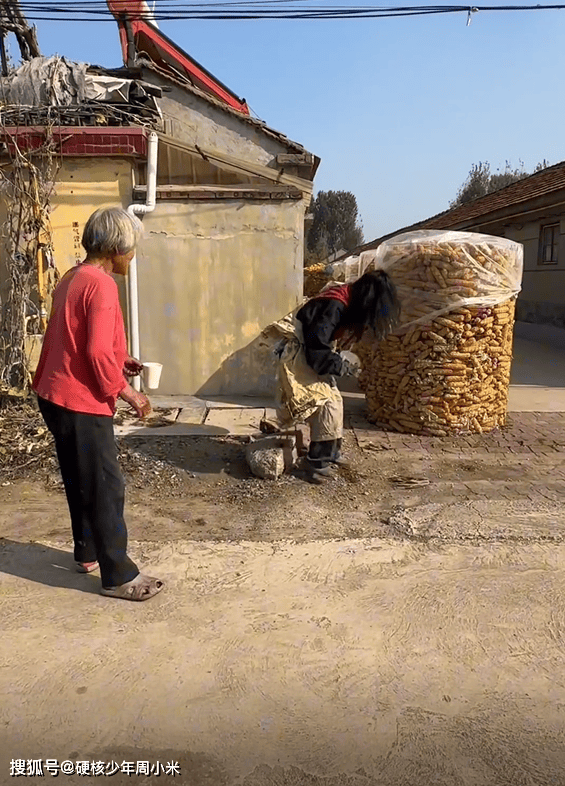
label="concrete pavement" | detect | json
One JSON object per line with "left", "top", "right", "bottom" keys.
{"left": 113, "top": 322, "right": 565, "bottom": 438}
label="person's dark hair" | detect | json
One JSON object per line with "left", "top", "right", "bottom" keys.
{"left": 342, "top": 269, "right": 401, "bottom": 341}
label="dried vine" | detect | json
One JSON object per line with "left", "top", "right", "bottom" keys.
{"left": 0, "top": 119, "right": 60, "bottom": 394}
{"left": 0, "top": 1, "right": 41, "bottom": 64}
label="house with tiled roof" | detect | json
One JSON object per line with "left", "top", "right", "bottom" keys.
{"left": 343, "top": 162, "right": 565, "bottom": 329}
{"left": 0, "top": 1, "right": 319, "bottom": 396}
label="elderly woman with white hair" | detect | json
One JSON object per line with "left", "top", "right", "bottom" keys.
{"left": 33, "top": 207, "right": 164, "bottom": 602}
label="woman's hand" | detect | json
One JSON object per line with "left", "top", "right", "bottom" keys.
{"left": 123, "top": 356, "right": 144, "bottom": 377}
{"left": 119, "top": 383, "right": 151, "bottom": 419}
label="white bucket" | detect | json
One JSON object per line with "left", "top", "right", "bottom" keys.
{"left": 142, "top": 362, "right": 163, "bottom": 390}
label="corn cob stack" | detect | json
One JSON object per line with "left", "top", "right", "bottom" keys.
{"left": 304, "top": 263, "right": 331, "bottom": 298}
{"left": 356, "top": 233, "right": 522, "bottom": 435}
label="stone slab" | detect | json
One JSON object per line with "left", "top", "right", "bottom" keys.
{"left": 246, "top": 434, "right": 298, "bottom": 476}
{"left": 114, "top": 423, "right": 229, "bottom": 437}
{"left": 204, "top": 407, "right": 267, "bottom": 435}
{"left": 176, "top": 400, "right": 208, "bottom": 425}
{"left": 204, "top": 396, "right": 276, "bottom": 410}
{"left": 145, "top": 395, "right": 207, "bottom": 409}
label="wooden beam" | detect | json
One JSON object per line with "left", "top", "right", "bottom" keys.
{"left": 156, "top": 132, "right": 314, "bottom": 196}
{"left": 133, "top": 183, "right": 303, "bottom": 200}
{"left": 276, "top": 153, "right": 315, "bottom": 166}
{"left": 0, "top": 33, "right": 7, "bottom": 77}
{"left": 122, "top": 17, "right": 136, "bottom": 69}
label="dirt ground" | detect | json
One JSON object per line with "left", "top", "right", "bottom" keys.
{"left": 2, "top": 400, "right": 565, "bottom": 785}
{"left": 0, "top": 396, "right": 565, "bottom": 542}
{"left": 1, "top": 400, "right": 565, "bottom": 545}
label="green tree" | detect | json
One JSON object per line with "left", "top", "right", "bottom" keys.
{"left": 306, "top": 190, "right": 364, "bottom": 265}
{"left": 450, "top": 159, "right": 551, "bottom": 208}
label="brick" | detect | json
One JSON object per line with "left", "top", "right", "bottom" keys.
{"left": 534, "top": 447, "right": 560, "bottom": 456}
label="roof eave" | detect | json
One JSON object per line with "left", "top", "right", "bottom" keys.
{"left": 139, "top": 59, "right": 314, "bottom": 159}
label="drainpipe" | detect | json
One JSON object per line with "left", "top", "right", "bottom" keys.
{"left": 127, "top": 130, "right": 158, "bottom": 390}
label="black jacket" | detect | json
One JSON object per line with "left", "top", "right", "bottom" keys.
{"left": 296, "top": 298, "right": 346, "bottom": 376}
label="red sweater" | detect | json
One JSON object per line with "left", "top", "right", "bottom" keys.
{"left": 33, "top": 264, "right": 128, "bottom": 416}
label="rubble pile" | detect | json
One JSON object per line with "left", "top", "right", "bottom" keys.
{"left": 0, "top": 397, "right": 190, "bottom": 490}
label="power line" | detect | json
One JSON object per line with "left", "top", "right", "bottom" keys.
{"left": 3, "top": 1, "right": 565, "bottom": 21}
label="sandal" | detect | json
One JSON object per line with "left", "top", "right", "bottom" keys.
{"left": 76, "top": 561, "right": 99, "bottom": 573}
{"left": 100, "top": 574, "right": 164, "bottom": 602}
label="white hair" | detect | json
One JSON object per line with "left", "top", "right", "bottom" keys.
{"left": 82, "top": 207, "right": 143, "bottom": 257}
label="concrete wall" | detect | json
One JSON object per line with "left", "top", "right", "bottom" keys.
{"left": 50, "top": 158, "right": 133, "bottom": 273}
{"left": 1, "top": 126, "right": 311, "bottom": 393}
{"left": 147, "top": 69, "right": 297, "bottom": 171}
{"left": 501, "top": 218, "right": 565, "bottom": 329}
{"left": 49, "top": 158, "right": 134, "bottom": 323}
{"left": 136, "top": 198, "right": 306, "bottom": 395}
{"left": 0, "top": 157, "right": 131, "bottom": 281}
{"left": 0, "top": 157, "right": 133, "bottom": 375}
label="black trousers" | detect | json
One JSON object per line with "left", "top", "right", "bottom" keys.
{"left": 38, "top": 397, "right": 139, "bottom": 588}
{"left": 307, "top": 438, "right": 342, "bottom": 469}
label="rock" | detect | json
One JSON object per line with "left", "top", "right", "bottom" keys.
{"left": 246, "top": 446, "right": 286, "bottom": 480}
{"left": 384, "top": 508, "right": 415, "bottom": 537}
{"left": 245, "top": 435, "right": 298, "bottom": 480}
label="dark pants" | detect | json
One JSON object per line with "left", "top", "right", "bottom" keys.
{"left": 307, "top": 438, "right": 342, "bottom": 469}
{"left": 38, "top": 397, "right": 139, "bottom": 588}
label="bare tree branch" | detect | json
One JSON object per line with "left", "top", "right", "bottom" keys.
{"left": 0, "top": 0, "right": 41, "bottom": 62}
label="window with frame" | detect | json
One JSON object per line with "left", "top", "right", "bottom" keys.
{"left": 539, "top": 223, "right": 560, "bottom": 265}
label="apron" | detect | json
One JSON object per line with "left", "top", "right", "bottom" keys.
{"left": 261, "top": 289, "right": 344, "bottom": 429}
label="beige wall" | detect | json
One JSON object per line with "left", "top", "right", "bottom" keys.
{"left": 521, "top": 269, "right": 565, "bottom": 304}
{"left": 50, "top": 158, "right": 134, "bottom": 320}
{"left": 50, "top": 158, "right": 133, "bottom": 274}
{"left": 0, "top": 157, "right": 132, "bottom": 282}
{"left": 49, "top": 158, "right": 133, "bottom": 338}
{"left": 0, "top": 157, "right": 133, "bottom": 372}
{"left": 2, "top": 152, "right": 310, "bottom": 393}
{"left": 136, "top": 198, "right": 306, "bottom": 395}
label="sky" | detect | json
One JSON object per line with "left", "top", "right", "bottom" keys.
{"left": 9, "top": 2, "right": 565, "bottom": 242}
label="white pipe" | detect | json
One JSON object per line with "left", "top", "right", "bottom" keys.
{"left": 127, "top": 131, "right": 159, "bottom": 390}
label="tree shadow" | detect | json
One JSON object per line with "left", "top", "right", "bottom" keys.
{"left": 0, "top": 538, "right": 100, "bottom": 594}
